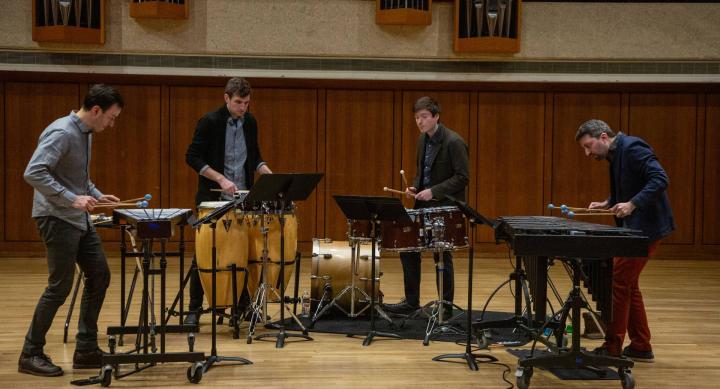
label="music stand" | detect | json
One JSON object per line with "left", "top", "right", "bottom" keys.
{"left": 432, "top": 196, "right": 497, "bottom": 370}
{"left": 191, "top": 198, "right": 252, "bottom": 374}
{"left": 249, "top": 173, "right": 323, "bottom": 348}
{"left": 333, "top": 195, "right": 408, "bottom": 346}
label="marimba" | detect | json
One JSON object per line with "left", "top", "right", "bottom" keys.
{"left": 480, "top": 216, "right": 648, "bottom": 389}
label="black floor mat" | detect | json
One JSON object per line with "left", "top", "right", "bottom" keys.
{"left": 275, "top": 308, "right": 532, "bottom": 345}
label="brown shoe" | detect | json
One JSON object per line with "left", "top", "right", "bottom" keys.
{"left": 18, "top": 353, "right": 63, "bottom": 377}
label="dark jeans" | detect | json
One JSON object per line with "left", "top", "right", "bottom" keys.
{"left": 399, "top": 251, "right": 454, "bottom": 307}
{"left": 23, "top": 216, "right": 110, "bottom": 355}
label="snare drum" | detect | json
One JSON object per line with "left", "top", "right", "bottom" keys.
{"left": 347, "top": 219, "right": 373, "bottom": 241}
{"left": 246, "top": 213, "right": 298, "bottom": 298}
{"left": 311, "top": 239, "right": 380, "bottom": 314}
{"left": 195, "top": 201, "right": 249, "bottom": 308}
{"left": 421, "top": 206, "right": 468, "bottom": 250}
{"left": 380, "top": 209, "right": 424, "bottom": 252}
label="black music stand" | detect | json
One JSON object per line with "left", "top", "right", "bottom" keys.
{"left": 192, "top": 199, "right": 252, "bottom": 375}
{"left": 333, "top": 195, "right": 408, "bottom": 346}
{"left": 432, "top": 196, "right": 497, "bottom": 370}
{"left": 249, "top": 173, "right": 323, "bottom": 348}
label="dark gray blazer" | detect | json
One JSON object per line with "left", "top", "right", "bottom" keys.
{"left": 413, "top": 124, "right": 469, "bottom": 207}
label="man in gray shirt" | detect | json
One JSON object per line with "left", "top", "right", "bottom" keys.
{"left": 19, "top": 84, "right": 123, "bottom": 377}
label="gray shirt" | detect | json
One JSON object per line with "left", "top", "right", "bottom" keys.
{"left": 223, "top": 117, "right": 248, "bottom": 199}
{"left": 24, "top": 111, "right": 103, "bottom": 231}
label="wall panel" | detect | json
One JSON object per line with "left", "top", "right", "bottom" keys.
{"left": 325, "top": 90, "right": 394, "bottom": 241}
{"left": 477, "top": 92, "right": 546, "bottom": 242}
{"left": 551, "top": 93, "right": 621, "bottom": 226}
{"left": 4, "top": 82, "right": 79, "bottom": 242}
{"left": 168, "top": 86, "right": 221, "bottom": 214}
{"left": 704, "top": 95, "right": 720, "bottom": 244}
{"left": 629, "top": 93, "right": 697, "bottom": 245}
{"left": 251, "top": 88, "right": 319, "bottom": 242}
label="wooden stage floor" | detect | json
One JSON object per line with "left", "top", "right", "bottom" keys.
{"left": 1, "top": 253, "right": 718, "bottom": 388}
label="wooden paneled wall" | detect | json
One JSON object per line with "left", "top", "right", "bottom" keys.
{"left": 1, "top": 73, "right": 718, "bottom": 258}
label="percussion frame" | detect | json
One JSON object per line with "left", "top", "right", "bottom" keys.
{"left": 252, "top": 201, "right": 313, "bottom": 348}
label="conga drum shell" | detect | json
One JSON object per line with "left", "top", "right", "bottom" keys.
{"left": 195, "top": 202, "right": 249, "bottom": 308}
{"left": 247, "top": 214, "right": 298, "bottom": 299}
{"left": 311, "top": 239, "right": 380, "bottom": 314}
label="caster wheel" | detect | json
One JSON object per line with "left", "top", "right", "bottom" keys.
{"left": 107, "top": 335, "right": 116, "bottom": 354}
{"left": 186, "top": 362, "right": 203, "bottom": 384}
{"left": 515, "top": 367, "right": 533, "bottom": 389}
{"left": 187, "top": 332, "right": 196, "bottom": 352}
{"left": 619, "top": 368, "right": 635, "bottom": 389}
{"left": 99, "top": 365, "right": 113, "bottom": 387}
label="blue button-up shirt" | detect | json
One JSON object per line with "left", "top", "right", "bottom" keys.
{"left": 421, "top": 125, "right": 443, "bottom": 190}
{"left": 24, "top": 111, "right": 103, "bottom": 231}
{"left": 223, "top": 117, "right": 248, "bottom": 199}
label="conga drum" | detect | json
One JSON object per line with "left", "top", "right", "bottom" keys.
{"left": 310, "top": 239, "right": 380, "bottom": 315}
{"left": 195, "top": 202, "right": 249, "bottom": 308}
{"left": 246, "top": 212, "right": 298, "bottom": 299}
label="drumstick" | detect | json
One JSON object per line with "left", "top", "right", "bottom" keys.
{"left": 400, "top": 169, "right": 409, "bottom": 188}
{"left": 98, "top": 194, "right": 152, "bottom": 204}
{"left": 383, "top": 187, "right": 405, "bottom": 195}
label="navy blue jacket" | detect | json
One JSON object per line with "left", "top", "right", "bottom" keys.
{"left": 609, "top": 134, "right": 675, "bottom": 242}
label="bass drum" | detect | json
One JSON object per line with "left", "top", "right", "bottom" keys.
{"left": 311, "top": 239, "right": 381, "bottom": 316}
{"left": 195, "top": 201, "right": 249, "bottom": 308}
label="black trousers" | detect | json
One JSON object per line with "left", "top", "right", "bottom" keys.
{"left": 23, "top": 216, "right": 110, "bottom": 355}
{"left": 399, "top": 251, "right": 454, "bottom": 307}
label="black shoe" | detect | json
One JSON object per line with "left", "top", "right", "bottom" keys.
{"left": 383, "top": 300, "right": 420, "bottom": 315}
{"left": 73, "top": 347, "right": 106, "bottom": 369}
{"left": 18, "top": 353, "right": 63, "bottom": 377}
{"left": 592, "top": 346, "right": 621, "bottom": 358}
{"left": 183, "top": 311, "right": 199, "bottom": 327}
{"left": 622, "top": 346, "right": 655, "bottom": 363}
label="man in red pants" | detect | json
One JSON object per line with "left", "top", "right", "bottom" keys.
{"left": 576, "top": 119, "right": 675, "bottom": 363}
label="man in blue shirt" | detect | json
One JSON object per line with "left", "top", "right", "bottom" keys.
{"left": 185, "top": 77, "right": 272, "bottom": 325}
{"left": 20, "top": 84, "right": 123, "bottom": 377}
{"left": 576, "top": 119, "right": 675, "bottom": 363}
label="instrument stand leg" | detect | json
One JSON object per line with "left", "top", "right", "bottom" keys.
{"left": 433, "top": 223, "right": 496, "bottom": 369}
{"left": 255, "top": 209, "right": 313, "bottom": 348}
{"left": 360, "top": 217, "right": 400, "bottom": 346}
{"left": 202, "top": 223, "right": 252, "bottom": 375}
{"left": 472, "top": 256, "right": 537, "bottom": 343}
{"left": 421, "top": 251, "right": 466, "bottom": 346}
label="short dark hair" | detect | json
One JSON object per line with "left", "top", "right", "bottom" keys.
{"left": 224, "top": 77, "right": 252, "bottom": 98}
{"left": 413, "top": 96, "right": 441, "bottom": 116}
{"left": 82, "top": 84, "right": 124, "bottom": 111}
{"left": 575, "top": 119, "right": 616, "bottom": 141}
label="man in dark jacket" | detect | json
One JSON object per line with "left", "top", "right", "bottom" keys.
{"left": 576, "top": 119, "right": 675, "bottom": 363}
{"left": 384, "top": 96, "right": 469, "bottom": 316}
{"left": 184, "top": 77, "right": 272, "bottom": 324}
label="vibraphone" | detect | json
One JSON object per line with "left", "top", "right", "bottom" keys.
{"left": 96, "top": 208, "right": 205, "bottom": 385}
{"left": 481, "top": 216, "right": 648, "bottom": 389}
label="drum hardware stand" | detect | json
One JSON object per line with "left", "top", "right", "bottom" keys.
{"left": 432, "top": 197, "right": 497, "bottom": 369}
{"left": 246, "top": 173, "right": 323, "bottom": 347}
{"left": 333, "top": 195, "right": 407, "bottom": 346}
{"left": 309, "top": 239, "right": 377, "bottom": 327}
{"left": 191, "top": 201, "right": 253, "bottom": 379}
